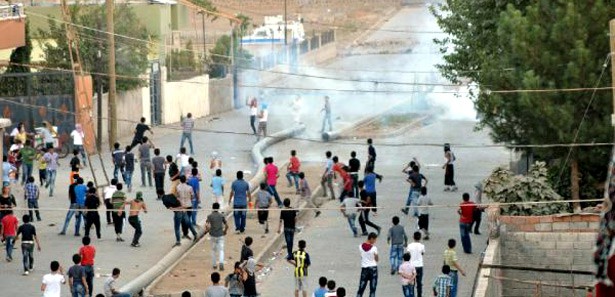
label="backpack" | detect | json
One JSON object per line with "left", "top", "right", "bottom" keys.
{"left": 162, "top": 193, "right": 181, "bottom": 209}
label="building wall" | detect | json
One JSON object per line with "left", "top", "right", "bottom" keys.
{"left": 161, "top": 72, "right": 209, "bottom": 124}
{"left": 208, "top": 76, "right": 233, "bottom": 115}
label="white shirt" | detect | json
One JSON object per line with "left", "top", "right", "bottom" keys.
{"left": 71, "top": 130, "right": 84, "bottom": 145}
{"left": 406, "top": 242, "right": 425, "bottom": 267}
{"left": 104, "top": 185, "right": 117, "bottom": 200}
{"left": 9, "top": 143, "right": 22, "bottom": 152}
{"left": 176, "top": 153, "right": 190, "bottom": 167}
{"left": 250, "top": 106, "right": 258, "bottom": 116}
{"left": 341, "top": 197, "right": 361, "bottom": 214}
{"left": 259, "top": 109, "right": 268, "bottom": 122}
{"left": 9, "top": 127, "right": 19, "bottom": 137}
{"left": 42, "top": 273, "right": 65, "bottom": 297}
{"left": 104, "top": 276, "right": 117, "bottom": 297}
{"left": 360, "top": 244, "right": 378, "bottom": 268}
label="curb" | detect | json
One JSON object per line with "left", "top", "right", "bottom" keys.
{"left": 124, "top": 124, "right": 306, "bottom": 296}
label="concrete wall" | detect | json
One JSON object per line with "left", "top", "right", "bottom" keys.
{"left": 162, "top": 71, "right": 209, "bottom": 124}
{"left": 93, "top": 87, "right": 149, "bottom": 146}
{"left": 208, "top": 76, "right": 233, "bottom": 115}
{"left": 298, "top": 42, "right": 337, "bottom": 65}
{"left": 474, "top": 239, "right": 502, "bottom": 297}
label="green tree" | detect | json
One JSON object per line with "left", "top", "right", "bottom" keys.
{"left": 38, "top": 4, "right": 153, "bottom": 91}
{"left": 208, "top": 14, "right": 253, "bottom": 78}
{"left": 6, "top": 20, "right": 32, "bottom": 74}
{"left": 433, "top": 0, "right": 615, "bottom": 209}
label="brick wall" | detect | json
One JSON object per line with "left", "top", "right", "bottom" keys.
{"left": 499, "top": 213, "right": 600, "bottom": 233}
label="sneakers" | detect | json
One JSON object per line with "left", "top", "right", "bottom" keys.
{"left": 401, "top": 208, "right": 409, "bottom": 215}
{"left": 131, "top": 243, "right": 141, "bottom": 247}
{"left": 182, "top": 235, "right": 192, "bottom": 240}
{"left": 219, "top": 263, "right": 224, "bottom": 271}
{"left": 315, "top": 211, "right": 322, "bottom": 218}
{"left": 173, "top": 242, "right": 181, "bottom": 247}
{"left": 23, "top": 271, "right": 29, "bottom": 276}
{"left": 116, "top": 237, "right": 124, "bottom": 242}
{"left": 58, "top": 232, "right": 66, "bottom": 235}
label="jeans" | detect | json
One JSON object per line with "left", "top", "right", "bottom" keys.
{"left": 45, "top": 169, "right": 57, "bottom": 196}
{"left": 128, "top": 216, "right": 142, "bottom": 245}
{"left": 390, "top": 244, "right": 404, "bottom": 272}
{"left": 415, "top": 266, "right": 423, "bottom": 297}
{"left": 404, "top": 189, "right": 420, "bottom": 217}
{"left": 154, "top": 172, "right": 165, "bottom": 196}
{"left": 21, "top": 243, "right": 34, "bottom": 271}
{"left": 113, "top": 165, "right": 124, "bottom": 181}
{"left": 321, "top": 112, "right": 332, "bottom": 132}
{"left": 27, "top": 199, "right": 41, "bottom": 221}
{"left": 284, "top": 228, "right": 295, "bottom": 260}
{"left": 402, "top": 284, "right": 415, "bottom": 297}
{"left": 74, "top": 144, "right": 87, "bottom": 165}
{"left": 83, "top": 265, "right": 94, "bottom": 297}
{"left": 4, "top": 236, "right": 14, "bottom": 259}
{"left": 71, "top": 283, "right": 86, "bottom": 297}
{"left": 267, "top": 185, "right": 283, "bottom": 207}
{"left": 190, "top": 200, "right": 199, "bottom": 226}
{"left": 21, "top": 163, "right": 33, "bottom": 185}
{"left": 351, "top": 173, "right": 359, "bottom": 198}
{"left": 61, "top": 203, "right": 83, "bottom": 235}
{"left": 285, "top": 172, "right": 300, "bottom": 190}
{"left": 459, "top": 223, "right": 472, "bottom": 253}
{"left": 346, "top": 213, "right": 358, "bottom": 236}
{"left": 174, "top": 211, "right": 196, "bottom": 243}
{"left": 85, "top": 212, "right": 101, "bottom": 239}
{"left": 449, "top": 270, "right": 459, "bottom": 297}
{"left": 211, "top": 236, "right": 225, "bottom": 266}
{"left": 140, "top": 161, "right": 153, "bottom": 187}
{"left": 180, "top": 132, "right": 194, "bottom": 155}
{"left": 123, "top": 170, "right": 133, "bottom": 189}
{"left": 357, "top": 266, "right": 378, "bottom": 297}
{"left": 233, "top": 207, "right": 247, "bottom": 232}
{"left": 250, "top": 115, "right": 257, "bottom": 134}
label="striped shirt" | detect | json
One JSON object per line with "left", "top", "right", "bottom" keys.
{"left": 432, "top": 274, "right": 452, "bottom": 297}
{"left": 24, "top": 183, "right": 39, "bottom": 201}
{"left": 292, "top": 250, "right": 311, "bottom": 278}
{"left": 181, "top": 117, "right": 195, "bottom": 133}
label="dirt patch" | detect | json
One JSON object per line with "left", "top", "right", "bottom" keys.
{"left": 343, "top": 113, "right": 426, "bottom": 138}
{"left": 149, "top": 164, "right": 323, "bottom": 295}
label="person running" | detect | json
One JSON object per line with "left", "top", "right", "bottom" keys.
{"left": 16, "top": 214, "right": 41, "bottom": 275}
{"left": 68, "top": 254, "right": 89, "bottom": 297}
{"left": 417, "top": 187, "right": 433, "bottom": 240}
{"left": 205, "top": 202, "right": 228, "bottom": 271}
{"left": 443, "top": 239, "right": 466, "bottom": 297}
{"left": 387, "top": 216, "right": 408, "bottom": 275}
{"left": 84, "top": 187, "right": 101, "bottom": 239}
{"left": 357, "top": 232, "right": 379, "bottom": 297}
{"left": 205, "top": 272, "right": 230, "bottom": 297}
{"left": 256, "top": 183, "right": 273, "bottom": 234}
{"left": 1, "top": 210, "right": 18, "bottom": 261}
{"left": 103, "top": 179, "right": 118, "bottom": 225}
{"left": 363, "top": 166, "right": 382, "bottom": 214}
{"left": 225, "top": 262, "right": 244, "bottom": 297}
{"left": 403, "top": 164, "right": 427, "bottom": 217}
{"left": 187, "top": 168, "right": 201, "bottom": 226}
{"left": 152, "top": 149, "right": 166, "bottom": 199}
{"left": 264, "top": 157, "right": 282, "bottom": 207}
{"left": 357, "top": 181, "right": 380, "bottom": 236}
{"left": 256, "top": 103, "right": 268, "bottom": 141}
{"left": 111, "top": 183, "right": 127, "bottom": 242}
{"left": 340, "top": 195, "right": 361, "bottom": 237}
{"left": 286, "top": 150, "right": 301, "bottom": 193}
{"left": 407, "top": 231, "right": 426, "bottom": 297}
{"left": 458, "top": 193, "right": 475, "bottom": 254}
{"left": 442, "top": 143, "right": 457, "bottom": 192}
{"left": 229, "top": 171, "right": 251, "bottom": 234}
{"left": 299, "top": 172, "right": 321, "bottom": 217}
{"left": 43, "top": 147, "right": 59, "bottom": 197}
{"left": 399, "top": 253, "right": 417, "bottom": 297}
{"left": 173, "top": 176, "right": 198, "bottom": 245}
{"left": 70, "top": 124, "right": 87, "bottom": 167}
{"left": 211, "top": 169, "right": 225, "bottom": 209}
{"left": 313, "top": 277, "right": 328, "bottom": 297}
{"left": 20, "top": 139, "right": 36, "bottom": 185}
{"left": 288, "top": 240, "right": 311, "bottom": 297}
{"left": 24, "top": 176, "right": 41, "bottom": 221}
{"left": 320, "top": 151, "right": 335, "bottom": 200}
{"left": 131, "top": 117, "right": 153, "bottom": 149}
{"left": 278, "top": 198, "right": 298, "bottom": 260}
{"left": 432, "top": 265, "right": 453, "bottom": 297}
{"left": 337, "top": 165, "right": 353, "bottom": 202}
{"left": 103, "top": 268, "right": 131, "bottom": 297}
{"left": 59, "top": 175, "right": 83, "bottom": 236}
{"left": 366, "top": 138, "right": 376, "bottom": 170}
{"left": 37, "top": 149, "right": 47, "bottom": 186}
{"left": 320, "top": 96, "right": 332, "bottom": 133}
{"left": 41, "top": 261, "right": 66, "bottom": 297}
{"left": 111, "top": 143, "right": 125, "bottom": 182}
{"left": 348, "top": 151, "right": 361, "bottom": 198}
{"left": 180, "top": 113, "right": 195, "bottom": 155}
{"left": 127, "top": 192, "right": 147, "bottom": 247}
{"left": 79, "top": 236, "right": 96, "bottom": 297}
{"left": 123, "top": 146, "right": 135, "bottom": 192}
{"left": 138, "top": 136, "right": 154, "bottom": 188}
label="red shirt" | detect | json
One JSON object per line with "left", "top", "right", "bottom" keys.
{"left": 79, "top": 245, "right": 96, "bottom": 266}
{"left": 459, "top": 201, "right": 476, "bottom": 224}
{"left": 1, "top": 215, "right": 18, "bottom": 236}
{"left": 288, "top": 157, "right": 301, "bottom": 173}
{"left": 264, "top": 164, "right": 278, "bottom": 186}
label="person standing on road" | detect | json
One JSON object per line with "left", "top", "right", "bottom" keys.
{"left": 123, "top": 146, "right": 136, "bottom": 192}
{"left": 68, "top": 254, "right": 89, "bottom": 297}
{"left": 84, "top": 187, "right": 101, "bottom": 239}
{"left": 212, "top": 169, "right": 225, "bottom": 210}
{"left": 403, "top": 164, "right": 427, "bottom": 217}
{"left": 320, "top": 151, "right": 335, "bottom": 200}
{"left": 264, "top": 157, "right": 282, "bottom": 207}
{"left": 59, "top": 176, "right": 83, "bottom": 236}
{"left": 443, "top": 239, "right": 466, "bottom": 297}
{"left": 131, "top": 117, "right": 153, "bottom": 149}
{"left": 320, "top": 96, "right": 332, "bottom": 133}
{"left": 1, "top": 209, "right": 18, "bottom": 261}
{"left": 288, "top": 239, "right": 311, "bottom": 297}
{"left": 399, "top": 253, "right": 417, "bottom": 297}
{"left": 187, "top": 168, "right": 201, "bottom": 226}
{"left": 138, "top": 136, "right": 154, "bottom": 188}
{"left": 432, "top": 265, "right": 453, "bottom": 297}
{"left": 458, "top": 193, "right": 475, "bottom": 254}
{"left": 174, "top": 176, "right": 198, "bottom": 245}
{"left": 443, "top": 143, "right": 457, "bottom": 192}
{"left": 248, "top": 97, "right": 258, "bottom": 135}
{"left": 278, "top": 198, "right": 298, "bottom": 260}
{"left": 111, "top": 142, "right": 125, "bottom": 182}
{"left": 103, "top": 179, "right": 118, "bottom": 225}
{"left": 366, "top": 138, "right": 376, "bottom": 170}
{"left": 41, "top": 260, "right": 66, "bottom": 297}
{"left": 127, "top": 192, "right": 147, "bottom": 247}
{"left": 357, "top": 232, "right": 379, "bottom": 297}
{"left": 180, "top": 113, "right": 195, "bottom": 155}
{"left": 358, "top": 181, "right": 381, "bottom": 236}
{"left": 205, "top": 272, "right": 230, "bottom": 297}
{"left": 78, "top": 236, "right": 96, "bottom": 297}
{"left": 167, "top": 155, "right": 181, "bottom": 195}
{"left": 70, "top": 124, "right": 87, "bottom": 167}
{"left": 43, "top": 147, "right": 59, "bottom": 197}
{"left": 348, "top": 151, "right": 361, "bottom": 198}
{"left": 387, "top": 216, "right": 408, "bottom": 275}
{"left": 471, "top": 182, "right": 484, "bottom": 235}
{"left": 229, "top": 171, "right": 251, "bottom": 234}
{"left": 16, "top": 214, "right": 41, "bottom": 276}
{"left": 256, "top": 183, "right": 273, "bottom": 234}
{"left": 24, "top": 176, "right": 41, "bottom": 221}
{"left": 407, "top": 231, "right": 425, "bottom": 297}
{"left": 286, "top": 150, "right": 301, "bottom": 193}
{"left": 205, "top": 202, "right": 228, "bottom": 271}
{"left": 152, "top": 149, "right": 166, "bottom": 199}
{"left": 20, "top": 139, "right": 36, "bottom": 185}
{"left": 340, "top": 194, "right": 361, "bottom": 237}
{"left": 363, "top": 166, "right": 382, "bottom": 214}
{"left": 256, "top": 103, "right": 268, "bottom": 141}
{"left": 111, "top": 183, "right": 127, "bottom": 242}
{"left": 416, "top": 187, "right": 433, "bottom": 240}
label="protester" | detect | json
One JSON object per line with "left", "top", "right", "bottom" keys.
{"left": 278, "top": 198, "right": 298, "bottom": 260}
{"left": 187, "top": 168, "right": 201, "bottom": 225}
{"left": 68, "top": 254, "right": 89, "bottom": 297}
{"left": 111, "top": 143, "right": 125, "bottom": 181}
{"left": 59, "top": 175, "right": 82, "bottom": 236}
{"left": 210, "top": 151, "right": 222, "bottom": 172}
{"left": 324, "top": 280, "right": 337, "bottom": 297}
{"left": 387, "top": 216, "right": 408, "bottom": 275}
{"left": 348, "top": 151, "right": 361, "bottom": 198}
{"left": 366, "top": 138, "right": 376, "bottom": 170}
{"left": 286, "top": 150, "right": 301, "bottom": 193}
{"left": 256, "top": 183, "right": 273, "bottom": 234}
{"left": 128, "top": 192, "right": 147, "bottom": 247}
{"left": 103, "top": 268, "right": 131, "bottom": 297}
{"left": 248, "top": 97, "right": 258, "bottom": 135}
{"left": 458, "top": 193, "right": 476, "bottom": 254}
{"left": 43, "top": 147, "right": 59, "bottom": 197}
{"left": 320, "top": 151, "right": 335, "bottom": 200}
{"left": 211, "top": 169, "right": 225, "bottom": 209}
{"left": 229, "top": 171, "right": 251, "bottom": 234}
{"left": 403, "top": 164, "right": 427, "bottom": 217}
{"left": 173, "top": 176, "right": 198, "bottom": 245}
{"left": 70, "top": 123, "right": 87, "bottom": 167}
{"left": 123, "top": 146, "right": 135, "bottom": 192}
{"left": 399, "top": 253, "right": 417, "bottom": 297}
{"left": 417, "top": 187, "right": 433, "bottom": 240}
{"left": 357, "top": 181, "right": 380, "bottom": 236}
{"left": 167, "top": 155, "right": 181, "bottom": 195}
{"left": 313, "top": 277, "right": 328, "bottom": 297}
{"left": 240, "top": 236, "right": 254, "bottom": 264}
{"left": 103, "top": 179, "right": 118, "bottom": 225}
{"left": 84, "top": 187, "right": 101, "bottom": 239}
{"left": 152, "top": 149, "right": 166, "bottom": 199}
{"left": 37, "top": 149, "right": 47, "bottom": 186}
{"left": 444, "top": 239, "right": 466, "bottom": 297}
{"left": 79, "top": 236, "right": 96, "bottom": 297}
{"left": 291, "top": 95, "right": 302, "bottom": 124}
{"left": 0, "top": 186, "right": 16, "bottom": 221}
{"left": 320, "top": 96, "right": 332, "bottom": 133}
{"left": 407, "top": 232, "right": 425, "bottom": 297}
{"left": 41, "top": 261, "right": 66, "bottom": 297}
{"left": 40, "top": 121, "right": 56, "bottom": 150}
{"left": 24, "top": 176, "right": 41, "bottom": 221}
{"left": 336, "top": 287, "right": 346, "bottom": 297}
{"left": 264, "top": 157, "right": 282, "bottom": 207}
{"left": 111, "top": 183, "right": 127, "bottom": 242}
{"left": 1, "top": 209, "right": 18, "bottom": 261}
{"left": 16, "top": 214, "right": 41, "bottom": 275}
{"left": 176, "top": 147, "right": 190, "bottom": 177}
{"left": 340, "top": 195, "right": 361, "bottom": 237}
{"left": 257, "top": 103, "right": 268, "bottom": 141}
{"left": 131, "top": 117, "right": 153, "bottom": 149}
{"left": 443, "top": 143, "right": 457, "bottom": 192}
{"left": 357, "top": 232, "right": 379, "bottom": 297}
{"left": 20, "top": 139, "right": 36, "bottom": 185}
{"left": 138, "top": 136, "right": 154, "bottom": 188}
{"left": 363, "top": 166, "right": 382, "bottom": 213}
{"left": 205, "top": 202, "right": 228, "bottom": 271}
{"left": 204, "top": 272, "right": 229, "bottom": 297}
{"left": 225, "top": 262, "right": 244, "bottom": 297}
{"left": 432, "top": 265, "right": 453, "bottom": 297}
{"left": 471, "top": 182, "right": 484, "bottom": 235}
{"left": 288, "top": 240, "right": 311, "bottom": 297}
{"left": 299, "top": 172, "right": 321, "bottom": 217}
{"left": 180, "top": 113, "right": 195, "bottom": 155}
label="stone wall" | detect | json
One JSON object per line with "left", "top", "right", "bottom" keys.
{"left": 93, "top": 87, "right": 148, "bottom": 147}
{"left": 210, "top": 0, "right": 402, "bottom": 11}
{"left": 208, "top": 76, "right": 234, "bottom": 115}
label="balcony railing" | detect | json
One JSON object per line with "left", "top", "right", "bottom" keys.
{"left": 0, "top": 4, "right": 25, "bottom": 21}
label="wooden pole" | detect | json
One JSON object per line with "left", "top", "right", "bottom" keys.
{"left": 106, "top": 0, "right": 117, "bottom": 149}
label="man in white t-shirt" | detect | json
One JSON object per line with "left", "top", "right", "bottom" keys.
{"left": 41, "top": 261, "right": 65, "bottom": 297}
{"left": 70, "top": 124, "right": 87, "bottom": 167}
{"left": 357, "top": 232, "right": 378, "bottom": 297}
{"left": 406, "top": 231, "right": 425, "bottom": 297}
{"left": 103, "top": 179, "right": 118, "bottom": 225}
{"left": 340, "top": 196, "right": 361, "bottom": 237}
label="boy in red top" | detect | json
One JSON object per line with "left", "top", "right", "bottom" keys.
{"left": 79, "top": 236, "right": 96, "bottom": 297}
{"left": 264, "top": 157, "right": 282, "bottom": 207}
{"left": 285, "top": 150, "right": 301, "bottom": 193}
{"left": 458, "top": 193, "right": 476, "bottom": 254}
{"left": 338, "top": 166, "right": 353, "bottom": 202}
{"left": 1, "top": 210, "right": 18, "bottom": 261}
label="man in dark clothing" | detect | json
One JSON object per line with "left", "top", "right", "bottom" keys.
{"left": 167, "top": 155, "right": 180, "bottom": 195}
{"left": 358, "top": 181, "right": 381, "bottom": 236}
{"left": 131, "top": 117, "right": 153, "bottom": 149}
{"left": 84, "top": 187, "right": 101, "bottom": 239}
{"left": 152, "top": 149, "right": 166, "bottom": 199}
{"left": 348, "top": 151, "right": 361, "bottom": 198}
{"left": 278, "top": 198, "right": 298, "bottom": 260}
{"left": 16, "top": 214, "right": 41, "bottom": 275}
{"left": 366, "top": 138, "right": 377, "bottom": 170}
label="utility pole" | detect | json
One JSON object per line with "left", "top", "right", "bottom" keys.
{"left": 106, "top": 0, "right": 117, "bottom": 149}
{"left": 610, "top": 19, "right": 615, "bottom": 123}
{"left": 284, "top": 0, "right": 288, "bottom": 46}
